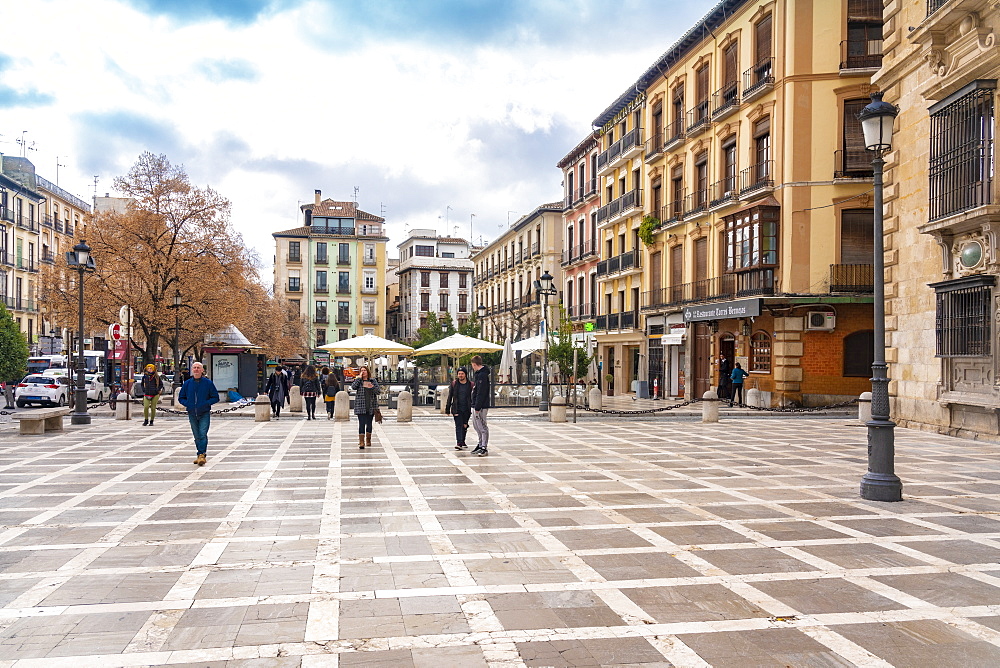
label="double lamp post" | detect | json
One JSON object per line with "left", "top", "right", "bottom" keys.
{"left": 66, "top": 241, "right": 95, "bottom": 425}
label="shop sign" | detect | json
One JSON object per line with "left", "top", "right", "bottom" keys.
{"left": 682, "top": 298, "right": 762, "bottom": 323}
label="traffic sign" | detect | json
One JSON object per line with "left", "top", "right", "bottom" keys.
{"left": 119, "top": 305, "right": 132, "bottom": 325}
{"left": 108, "top": 323, "right": 123, "bottom": 341}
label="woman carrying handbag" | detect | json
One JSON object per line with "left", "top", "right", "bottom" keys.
{"left": 322, "top": 366, "right": 340, "bottom": 419}
{"left": 299, "top": 365, "right": 321, "bottom": 420}
{"left": 350, "top": 366, "right": 380, "bottom": 449}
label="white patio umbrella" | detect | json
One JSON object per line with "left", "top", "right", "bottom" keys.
{"left": 411, "top": 333, "right": 503, "bottom": 358}
{"left": 511, "top": 334, "right": 545, "bottom": 354}
{"left": 499, "top": 338, "right": 516, "bottom": 384}
{"left": 318, "top": 334, "right": 414, "bottom": 358}
{"left": 587, "top": 356, "right": 599, "bottom": 382}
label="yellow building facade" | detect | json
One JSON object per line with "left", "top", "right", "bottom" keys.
{"left": 874, "top": 1, "right": 1000, "bottom": 439}
{"left": 590, "top": 0, "right": 882, "bottom": 404}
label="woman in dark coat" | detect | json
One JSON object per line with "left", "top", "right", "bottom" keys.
{"left": 445, "top": 368, "right": 473, "bottom": 450}
{"left": 322, "top": 366, "right": 340, "bottom": 419}
{"left": 300, "top": 365, "right": 321, "bottom": 420}
{"left": 265, "top": 368, "right": 289, "bottom": 418}
{"left": 350, "top": 366, "right": 380, "bottom": 449}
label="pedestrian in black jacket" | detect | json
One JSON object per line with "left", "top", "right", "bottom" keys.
{"left": 469, "top": 356, "right": 491, "bottom": 456}
{"left": 265, "top": 368, "right": 289, "bottom": 418}
{"left": 445, "top": 368, "right": 473, "bottom": 450}
{"left": 300, "top": 365, "right": 321, "bottom": 420}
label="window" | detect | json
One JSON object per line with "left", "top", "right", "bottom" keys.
{"left": 339, "top": 329, "right": 348, "bottom": 341}
{"left": 840, "top": 99, "right": 872, "bottom": 177}
{"left": 754, "top": 14, "right": 772, "bottom": 67}
{"left": 670, "top": 165, "right": 684, "bottom": 218}
{"left": 288, "top": 270, "right": 301, "bottom": 292}
{"left": 364, "top": 243, "right": 375, "bottom": 263}
{"left": 441, "top": 252, "right": 455, "bottom": 258}
{"left": 289, "top": 299, "right": 300, "bottom": 315}
{"left": 415, "top": 245, "right": 434, "bottom": 257}
{"left": 288, "top": 241, "right": 301, "bottom": 262}
{"left": 843, "top": 330, "right": 874, "bottom": 376}
{"left": 363, "top": 270, "right": 376, "bottom": 292}
{"left": 459, "top": 273, "right": 467, "bottom": 289}
{"left": 695, "top": 63, "right": 710, "bottom": 119}
{"left": 750, "top": 331, "right": 772, "bottom": 371}
{"left": 439, "top": 293, "right": 448, "bottom": 311}
{"left": 724, "top": 204, "right": 779, "bottom": 271}
{"left": 932, "top": 276, "right": 994, "bottom": 357}
{"left": 316, "top": 329, "right": 326, "bottom": 346}
{"left": 670, "top": 244, "right": 684, "bottom": 302}
{"left": 315, "top": 300, "right": 327, "bottom": 320}
{"left": 439, "top": 272, "right": 449, "bottom": 288}
{"left": 459, "top": 293, "right": 468, "bottom": 312}
{"left": 752, "top": 117, "right": 771, "bottom": 184}
{"left": 315, "top": 270, "right": 327, "bottom": 291}
{"left": 363, "top": 300, "right": 376, "bottom": 323}
{"left": 722, "top": 138, "right": 738, "bottom": 192}
{"left": 671, "top": 84, "right": 684, "bottom": 137}
{"left": 840, "top": 210, "right": 874, "bottom": 264}
{"left": 845, "top": 0, "right": 883, "bottom": 69}
{"left": 338, "top": 271, "right": 350, "bottom": 293}
{"left": 929, "top": 80, "right": 995, "bottom": 221}
{"left": 420, "top": 293, "right": 430, "bottom": 311}
{"left": 338, "top": 301, "right": 350, "bottom": 324}
{"left": 316, "top": 242, "right": 327, "bottom": 263}
{"left": 695, "top": 152, "right": 708, "bottom": 207}
{"left": 421, "top": 271, "right": 430, "bottom": 288}
{"left": 338, "top": 243, "right": 350, "bottom": 264}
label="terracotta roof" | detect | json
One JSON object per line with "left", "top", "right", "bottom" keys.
{"left": 272, "top": 226, "right": 311, "bottom": 237}
{"left": 436, "top": 237, "right": 468, "bottom": 244}
{"left": 300, "top": 198, "right": 385, "bottom": 223}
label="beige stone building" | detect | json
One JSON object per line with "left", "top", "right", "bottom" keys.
{"left": 0, "top": 156, "right": 45, "bottom": 346}
{"left": 875, "top": 1, "right": 1000, "bottom": 439}
{"left": 471, "top": 203, "right": 563, "bottom": 346}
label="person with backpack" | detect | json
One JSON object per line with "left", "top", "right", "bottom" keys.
{"left": 730, "top": 362, "right": 749, "bottom": 407}
{"left": 140, "top": 364, "right": 165, "bottom": 426}
{"left": 470, "top": 355, "right": 492, "bottom": 457}
{"left": 445, "top": 367, "right": 473, "bottom": 450}
{"left": 322, "top": 365, "right": 340, "bottom": 419}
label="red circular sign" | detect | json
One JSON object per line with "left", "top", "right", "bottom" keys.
{"left": 108, "top": 323, "right": 123, "bottom": 341}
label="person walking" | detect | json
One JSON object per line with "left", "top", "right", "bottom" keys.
{"left": 730, "top": 362, "right": 749, "bottom": 407}
{"left": 140, "top": 363, "right": 164, "bottom": 426}
{"left": 178, "top": 362, "right": 220, "bottom": 466}
{"left": 265, "top": 367, "right": 289, "bottom": 418}
{"left": 300, "top": 365, "right": 321, "bottom": 420}
{"left": 322, "top": 366, "right": 340, "bottom": 419}
{"left": 350, "top": 366, "right": 380, "bottom": 449}
{"left": 717, "top": 353, "right": 733, "bottom": 401}
{"left": 469, "top": 355, "right": 491, "bottom": 457}
{"left": 445, "top": 367, "right": 473, "bottom": 450}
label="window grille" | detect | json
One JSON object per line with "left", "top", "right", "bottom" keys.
{"left": 932, "top": 276, "right": 994, "bottom": 357}
{"left": 750, "top": 331, "right": 771, "bottom": 372}
{"left": 929, "top": 81, "right": 995, "bottom": 221}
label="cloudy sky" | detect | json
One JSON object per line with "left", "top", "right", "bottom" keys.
{"left": 3, "top": 0, "right": 715, "bottom": 270}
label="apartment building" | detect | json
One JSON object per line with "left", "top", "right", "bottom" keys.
{"left": 385, "top": 257, "right": 400, "bottom": 340}
{"left": 873, "top": 1, "right": 1000, "bottom": 439}
{"left": 395, "top": 230, "right": 473, "bottom": 341}
{"left": 273, "top": 191, "right": 388, "bottom": 354}
{"left": 472, "top": 203, "right": 563, "bottom": 343}
{"left": 0, "top": 156, "right": 44, "bottom": 345}
{"left": 585, "top": 0, "right": 881, "bottom": 404}
{"left": 557, "top": 134, "right": 601, "bottom": 344}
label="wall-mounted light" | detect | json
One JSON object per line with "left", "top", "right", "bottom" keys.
{"left": 741, "top": 320, "right": 751, "bottom": 337}
{"left": 709, "top": 320, "right": 719, "bottom": 333}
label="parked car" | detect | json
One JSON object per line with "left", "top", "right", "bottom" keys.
{"left": 85, "top": 374, "right": 108, "bottom": 402}
{"left": 16, "top": 375, "right": 72, "bottom": 408}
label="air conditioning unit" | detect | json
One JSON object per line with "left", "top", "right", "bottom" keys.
{"left": 806, "top": 311, "right": 836, "bottom": 331}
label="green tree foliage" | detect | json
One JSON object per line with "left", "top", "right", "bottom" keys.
{"left": 457, "top": 313, "right": 480, "bottom": 338}
{"left": 547, "top": 306, "right": 591, "bottom": 389}
{"left": 0, "top": 303, "right": 28, "bottom": 382}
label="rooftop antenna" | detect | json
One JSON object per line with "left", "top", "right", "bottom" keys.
{"left": 353, "top": 186, "right": 359, "bottom": 204}
{"left": 17, "top": 131, "right": 36, "bottom": 157}
{"left": 380, "top": 202, "right": 386, "bottom": 218}
{"left": 470, "top": 213, "right": 476, "bottom": 241}
{"left": 56, "top": 156, "right": 67, "bottom": 186}
{"left": 445, "top": 205, "right": 452, "bottom": 230}
{"left": 507, "top": 210, "right": 518, "bottom": 228}
{"left": 92, "top": 175, "right": 99, "bottom": 200}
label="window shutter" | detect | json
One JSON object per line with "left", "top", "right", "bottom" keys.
{"left": 840, "top": 209, "right": 874, "bottom": 264}
{"left": 755, "top": 15, "right": 772, "bottom": 63}
{"left": 697, "top": 65, "right": 710, "bottom": 101}
{"left": 695, "top": 238, "right": 708, "bottom": 282}
{"left": 843, "top": 99, "right": 868, "bottom": 171}
{"left": 650, "top": 251, "right": 662, "bottom": 293}
{"left": 724, "top": 43, "right": 738, "bottom": 83}
{"left": 671, "top": 245, "right": 684, "bottom": 286}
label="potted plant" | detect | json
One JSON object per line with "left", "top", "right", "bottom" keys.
{"left": 604, "top": 373, "right": 615, "bottom": 397}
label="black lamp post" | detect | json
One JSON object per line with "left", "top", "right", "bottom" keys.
{"left": 67, "top": 240, "right": 95, "bottom": 425}
{"left": 477, "top": 304, "right": 486, "bottom": 338}
{"left": 171, "top": 289, "right": 182, "bottom": 389}
{"left": 535, "top": 270, "right": 557, "bottom": 411}
{"left": 858, "top": 91, "right": 902, "bottom": 502}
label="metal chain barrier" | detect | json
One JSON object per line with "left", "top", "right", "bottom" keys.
{"left": 567, "top": 396, "right": 858, "bottom": 416}
{"left": 87, "top": 396, "right": 251, "bottom": 415}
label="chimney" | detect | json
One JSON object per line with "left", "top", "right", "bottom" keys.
{"left": 314, "top": 189, "right": 321, "bottom": 206}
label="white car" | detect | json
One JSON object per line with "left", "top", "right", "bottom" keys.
{"left": 16, "top": 375, "right": 72, "bottom": 408}
{"left": 86, "top": 374, "right": 108, "bottom": 402}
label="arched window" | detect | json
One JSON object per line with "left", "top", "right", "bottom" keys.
{"left": 843, "top": 330, "right": 874, "bottom": 376}
{"left": 750, "top": 331, "right": 771, "bottom": 372}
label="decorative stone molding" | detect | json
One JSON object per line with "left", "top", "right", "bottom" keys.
{"left": 746, "top": 101, "right": 776, "bottom": 123}
{"left": 952, "top": 226, "right": 996, "bottom": 276}
{"left": 719, "top": 29, "right": 741, "bottom": 53}
{"left": 715, "top": 121, "right": 740, "bottom": 140}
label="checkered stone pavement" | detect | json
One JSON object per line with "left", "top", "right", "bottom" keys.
{"left": 2, "top": 411, "right": 1000, "bottom": 666}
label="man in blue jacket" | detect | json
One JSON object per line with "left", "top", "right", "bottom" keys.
{"left": 178, "top": 362, "right": 220, "bottom": 466}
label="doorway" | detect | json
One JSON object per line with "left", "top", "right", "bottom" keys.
{"left": 606, "top": 346, "right": 616, "bottom": 394}
{"left": 693, "top": 322, "right": 712, "bottom": 397}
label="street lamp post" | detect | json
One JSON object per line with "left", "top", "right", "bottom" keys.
{"left": 858, "top": 91, "right": 903, "bottom": 502}
{"left": 171, "top": 290, "right": 182, "bottom": 389}
{"left": 535, "top": 270, "right": 557, "bottom": 411}
{"left": 477, "top": 304, "right": 486, "bottom": 338}
{"left": 67, "top": 241, "right": 95, "bottom": 425}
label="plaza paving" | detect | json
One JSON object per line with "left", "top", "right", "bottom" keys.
{"left": 2, "top": 409, "right": 1000, "bottom": 667}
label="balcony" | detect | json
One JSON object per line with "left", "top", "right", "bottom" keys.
{"left": 4, "top": 296, "right": 36, "bottom": 312}
{"left": 314, "top": 225, "right": 355, "bottom": 235}
{"left": 686, "top": 101, "right": 710, "bottom": 135}
{"left": 739, "top": 160, "right": 774, "bottom": 197}
{"left": 583, "top": 177, "right": 599, "bottom": 200}
{"left": 597, "top": 127, "right": 643, "bottom": 174}
{"left": 16, "top": 215, "right": 39, "bottom": 232}
{"left": 664, "top": 120, "right": 685, "bottom": 150}
{"left": 711, "top": 81, "right": 740, "bottom": 121}
{"left": 314, "top": 285, "right": 329, "bottom": 294}
{"left": 835, "top": 149, "right": 874, "bottom": 179}
{"left": 41, "top": 214, "right": 53, "bottom": 229}
{"left": 17, "top": 259, "right": 38, "bottom": 273}
{"left": 663, "top": 198, "right": 685, "bottom": 227}
{"left": 65, "top": 224, "right": 74, "bottom": 237}
{"left": 361, "top": 285, "right": 379, "bottom": 294}
{"left": 0, "top": 252, "right": 12, "bottom": 267}
{"left": 41, "top": 250, "right": 55, "bottom": 265}
{"left": 684, "top": 189, "right": 709, "bottom": 217}
{"left": 560, "top": 239, "right": 598, "bottom": 266}
{"left": 644, "top": 132, "right": 664, "bottom": 163}
{"left": 568, "top": 302, "right": 594, "bottom": 320}
{"left": 829, "top": 264, "right": 874, "bottom": 293}
{"left": 54, "top": 219, "right": 64, "bottom": 233}
{"left": 361, "top": 314, "right": 379, "bottom": 325}
{"left": 287, "top": 253, "right": 302, "bottom": 264}
{"left": 336, "top": 284, "right": 351, "bottom": 294}
{"left": 336, "top": 314, "right": 352, "bottom": 325}
{"left": 596, "top": 189, "right": 642, "bottom": 225}
{"left": 709, "top": 178, "right": 739, "bottom": 209}
{"left": 927, "top": 0, "right": 947, "bottom": 15}
{"left": 287, "top": 282, "right": 301, "bottom": 293}
{"left": 742, "top": 57, "right": 775, "bottom": 102}
{"left": 840, "top": 39, "right": 883, "bottom": 71}
{"left": 642, "top": 269, "right": 776, "bottom": 310}
{"left": 593, "top": 311, "right": 638, "bottom": 331}
{"left": 314, "top": 314, "right": 329, "bottom": 324}
{"left": 363, "top": 255, "right": 377, "bottom": 265}
{"left": 337, "top": 256, "right": 351, "bottom": 266}
{"left": 315, "top": 254, "right": 328, "bottom": 265}
{"left": 597, "top": 249, "right": 641, "bottom": 277}
{"left": 531, "top": 242, "right": 540, "bottom": 257}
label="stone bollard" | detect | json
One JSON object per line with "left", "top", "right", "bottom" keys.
{"left": 115, "top": 392, "right": 129, "bottom": 420}
{"left": 745, "top": 387, "right": 761, "bottom": 409}
{"left": 396, "top": 390, "right": 413, "bottom": 422}
{"left": 701, "top": 390, "right": 719, "bottom": 423}
{"left": 438, "top": 385, "right": 450, "bottom": 414}
{"left": 858, "top": 391, "right": 872, "bottom": 425}
{"left": 550, "top": 396, "right": 567, "bottom": 423}
{"left": 334, "top": 390, "right": 350, "bottom": 421}
{"left": 589, "top": 387, "right": 603, "bottom": 411}
{"left": 254, "top": 394, "right": 271, "bottom": 422}
{"left": 289, "top": 385, "right": 303, "bottom": 413}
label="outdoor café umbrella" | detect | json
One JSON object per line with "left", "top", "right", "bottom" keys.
{"left": 318, "top": 333, "right": 414, "bottom": 358}
{"left": 499, "top": 337, "right": 517, "bottom": 384}
{"left": 411, "top": 333, "right": 502, "bottom": 359}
